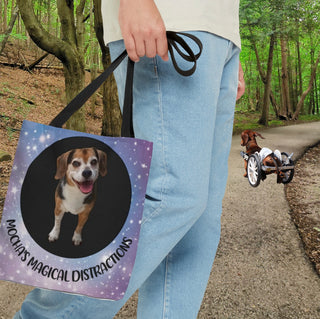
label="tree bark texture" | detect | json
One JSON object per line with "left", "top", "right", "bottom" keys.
{"left": 249, "top": 24, "right": 279, "bottom": 119}
{"left": 93, "top": 0, "right": 121, "bottom": 137}
{"left": 293, "top": 50, "right": 320, "bottom": 119}
{"left": 308, "top": 42, "right": 315, "bottom": 115}
{"left": 259, "top": 34, "right": 275, "bottom": 126}
{"left": 0, "top": 5, "right": 19, "bottom": 56}
{"left": 17, "top": 0, "right": 86, "bottom": 132}
{"left": 279, "top": 36, "right": 292, "bottom": 119}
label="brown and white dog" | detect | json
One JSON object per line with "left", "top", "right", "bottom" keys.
{"left": 240, "top": 129, "right": 284, "bottom": 183}
{"left": 48, "top": 148, "right": 107, "bottom": 246}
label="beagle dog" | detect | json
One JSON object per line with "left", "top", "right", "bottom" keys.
{"left": 48, "top": 147, "right": 107, "bottom": 246}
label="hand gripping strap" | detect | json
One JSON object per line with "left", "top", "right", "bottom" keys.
{"left": 49, "top": 31, "right": 202, "bottom": 137}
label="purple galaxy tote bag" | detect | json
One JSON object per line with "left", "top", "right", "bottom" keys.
{"left": 0, "top": 31, "right": 202, "bottom": 300}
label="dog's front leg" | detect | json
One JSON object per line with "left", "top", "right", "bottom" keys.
{"left": 72, "top": 210, "right": 90, "bottom": 246}
{"left": 243, "top": 159, "right": 248, "bottom": 177}
{"left": 48, "top": 209, "right": 65, "bottom": 242}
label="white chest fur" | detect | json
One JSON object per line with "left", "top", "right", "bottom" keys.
{"left": 61, "top": 184, "right": 89, "bottom": 215}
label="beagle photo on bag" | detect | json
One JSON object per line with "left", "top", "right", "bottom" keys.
{"left": 48, "top": 147, "right": 107, "bottom": 246}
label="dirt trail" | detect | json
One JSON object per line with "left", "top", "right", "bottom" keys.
{"left": 201, "top": 122, "right": 320, "bottom": 319}
{"left": 1, "top": 122, "right": 320, "bottom": 319}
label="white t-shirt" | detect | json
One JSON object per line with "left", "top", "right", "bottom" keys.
{"left": 101, "top": 0, "right": 241, "bottom": 48}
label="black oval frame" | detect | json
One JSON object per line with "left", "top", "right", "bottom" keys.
{"left": 21, "top": 137, "right": 131, "bottom": 259}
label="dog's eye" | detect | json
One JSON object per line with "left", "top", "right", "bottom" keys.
{"left": 91, "top": 159, "right": 98, "bottom": 166}
{"left": 72, "top": 161, "right": 81, "bottom": 168}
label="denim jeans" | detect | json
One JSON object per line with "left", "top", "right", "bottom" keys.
{"left": 14, "top": 31, "right": 239, "bottom": 319}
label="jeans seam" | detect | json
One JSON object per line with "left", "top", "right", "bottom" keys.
{"left": 225, "top": 40, "right": 240, "bottom": 66}
{"left": 163, "top": 253, "right": 171, "bottom": 319}
{"left": 61, "top": 296, "right": 87, "bottom": 319}
{"left": 142, "top": 56, "right": 168, "bottom": 226}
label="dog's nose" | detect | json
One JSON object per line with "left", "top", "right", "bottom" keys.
{"left": 82, "top": 170, "right": 92, "bottom": 179}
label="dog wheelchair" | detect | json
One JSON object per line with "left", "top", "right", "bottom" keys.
{"left": 240, "top": 151, "right": 295, "bottom": 187}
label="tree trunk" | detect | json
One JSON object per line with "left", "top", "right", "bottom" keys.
{"left": 47, "top": 0, "right": 51, "bottom": 32}
{"left": 17, "top": 0, "right": 86, "bottom": 131}
{"left": 255, "top": 82, "right": 261, "bottom": 111}
{"left": 279, "top": 35, "right": 292, "bottom": 119}
{"left": 0, "top": 1, "right": 3, "bottom": 33}
{"left": 0, "top": 5, "right": 19, "bottom": 56}
{"left": 89, "top": 0, "right": 99, "bottom": 115}
{"left": 293, "top": 50, "right": 320, "bottom": 119}
{"left": 296, "top": 35, "right": 303, "bottom": 111}
{"left": 259, "top": 34, "right": 275, "bottom": 126}
{"left": 93, "top": 0, "right": 121, "bottom": 137}
{"left": 308, "top": 42, "right": 315, "bottom": 115}
{"left": 58, "top": 0, "right": 86, "bottom": 131}
{"left": 3, "top": 0, "right": 8, "bottom": 32}
{"left": 287, "top": 45, "right": 296, "bottom": 111}
{"left": 63, "top": 52, "right": 86, "bottom": 131}
{"left": 102, "top": 49, "right": 122, "bottom": 137}
{"left": 269, "top": 91, "right": 279, "bottom": 118}
{"left": 249, "top": 24, "right": 279, "bottom": 119}
{"left": 315, "top": 73, "right": 319, "bottom": 114}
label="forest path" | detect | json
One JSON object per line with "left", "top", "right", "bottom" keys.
{"left": 1, "top": 122, "right": 320, "bottom": 319}
{"left": 199, "top": 121, "right": 320, "bottom": 318}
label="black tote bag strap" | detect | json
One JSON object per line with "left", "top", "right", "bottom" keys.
{"left": 49, "top": 50, "right": 128, "bottom": 129}
{"left": 166, "top": 31, "right": 202, "bottom": 76}
{"left": 121, "top": 32, "right": 202, "bottom": 137}
{"left": 121, "top": 58, "right": 135, "bottom": 137}
{"left": 49, "top": 31, "right": 202, "bottom": 137}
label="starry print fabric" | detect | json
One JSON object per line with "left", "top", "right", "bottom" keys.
{"left": 0, "top": 120, "right": 152, "bottom": 300}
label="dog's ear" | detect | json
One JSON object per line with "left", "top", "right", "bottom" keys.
{"left": 241, "top": 131, "right": 249, "bottom": 146}
{"left": 55, "top": 151, "right": 71, "bottom": 180}
{"left": 97, "top": 150, "right": 107, "bottom": 176}
{"left": 254, "top": 132, "right": 265, "bottom": 139}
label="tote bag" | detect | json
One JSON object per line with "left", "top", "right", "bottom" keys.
{"left": 0, "top": 31, "right": 202, "bottom": 300}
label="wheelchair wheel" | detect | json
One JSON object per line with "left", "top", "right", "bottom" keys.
{"left": 247, "top": 154, "right": 262, "bottom": 187}
{"left": 281, "top": 152, "right": 294, "bottom": 184}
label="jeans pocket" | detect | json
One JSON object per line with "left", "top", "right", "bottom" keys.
{"left": 145, "top": 194, "right": 161, "bottom": 202}
{"left": 141, "top": 193, "right": 164, "bottom": 224}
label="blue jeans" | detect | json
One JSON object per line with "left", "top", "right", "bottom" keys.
{"left": 14, "top": 32, "right": 239, "bottom": 319}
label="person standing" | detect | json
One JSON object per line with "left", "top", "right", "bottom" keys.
{"left": 14, "top": 1, "right": 244, "bottom": 318}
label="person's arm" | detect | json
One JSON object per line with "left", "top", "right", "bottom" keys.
{"left": 236, "top": 62, "right": 245, "bottom": 100}
{"left": 118, "top": 0, "right": 169, "bottom": 62}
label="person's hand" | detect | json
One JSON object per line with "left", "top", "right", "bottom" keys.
{"left": 236, "top": 62, "right": 245, "bottom": 100}
{"left": 118, "top": 0, "right": 169, "bottom": 62}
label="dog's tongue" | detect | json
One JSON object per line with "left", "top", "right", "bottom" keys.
{"left": 79, "top": 181, "right": 94, "bottom": 194}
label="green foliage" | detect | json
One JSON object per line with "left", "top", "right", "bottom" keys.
{"left": 11, "top": 33, "right": 28, "bottom": 40}
{"left": 239, "top": 0, "right": 320, "bottom": 119}
{"left": 0, "top": 32, "right": 27, "bottom": 42}
{"left": 1, "top": 0, "right": 101, "bottom": 68}
{"left": 2, "top": 0, "right": 319, "bottom": 123}
{"left": 233, "top": 110, "right": 319, "bottom": 135}
{"left": 299, "top": 114, "right": 320, "bottom": 121}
